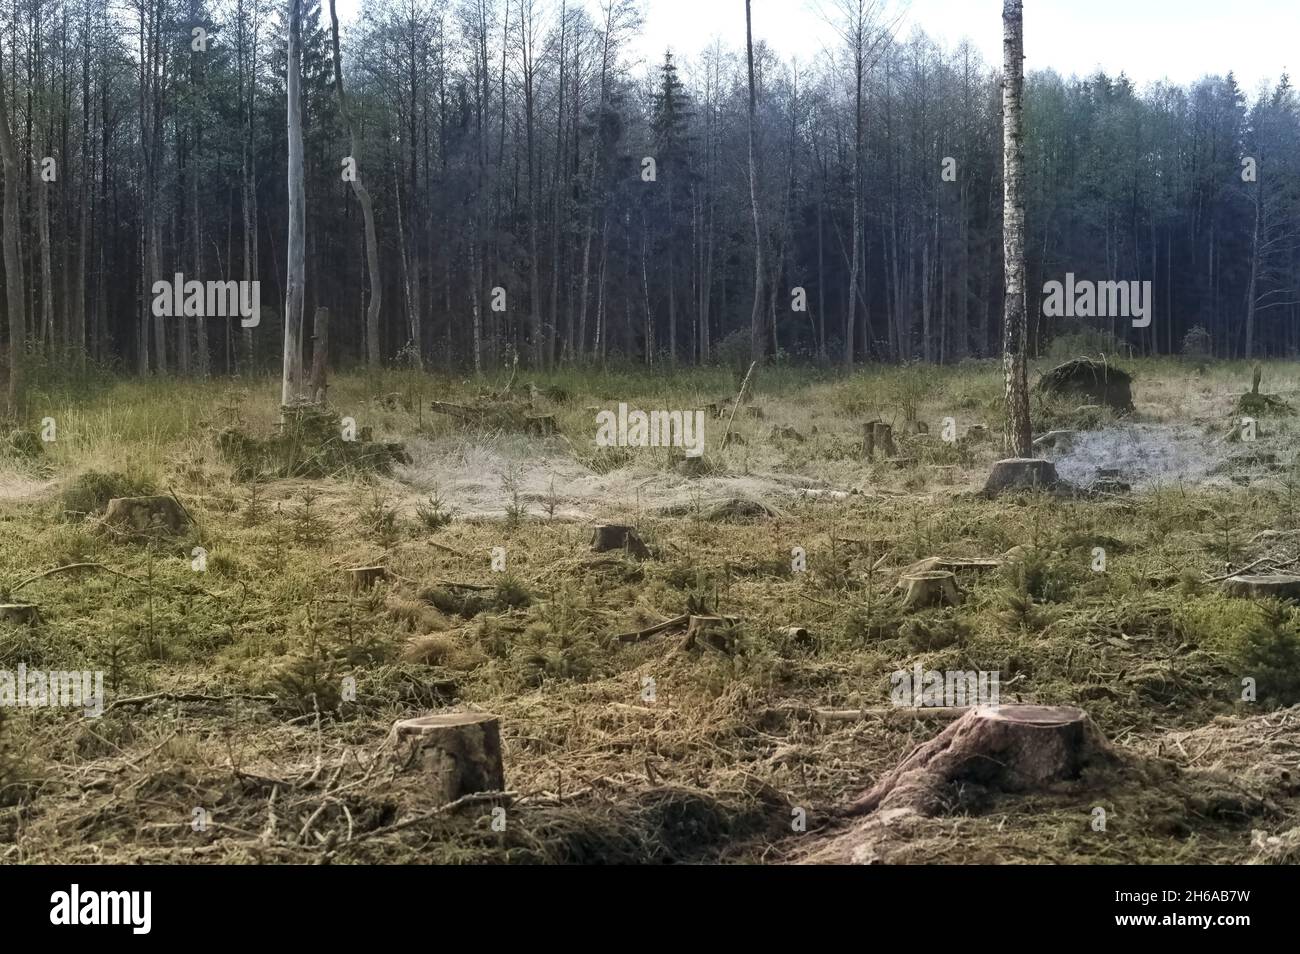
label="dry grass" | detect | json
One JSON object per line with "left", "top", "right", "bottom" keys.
{"left": 2, "top": 359, "right": 1300, "bottom": 864}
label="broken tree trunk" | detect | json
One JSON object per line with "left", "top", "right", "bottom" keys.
{"left": 983, "top": 458, "right": 1062, "bottom": 496}
{"left": 897, "top": 570, "right": 960, "bottom": 610}
{"left": 391, "top": 711, "right": 505, "bottom": 805}
{"left": 591, "top": 524, "right": 651, "bottom": 559}
{"left": 862, "top": 421, "right": 896, "bottom": 460}
{"left": 846, "top": 704, "right": 1112, "bottom": 817}
{"left": 103, "top": 495, "right": 190, "bottom": 537}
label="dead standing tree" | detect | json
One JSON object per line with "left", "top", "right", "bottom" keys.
{"left": 328, "top": 0, "right": 382, "bottom": 371}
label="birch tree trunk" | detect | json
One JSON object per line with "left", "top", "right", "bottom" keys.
{"left": 1001, "top": 0, "right": 1032, "bottom": 457}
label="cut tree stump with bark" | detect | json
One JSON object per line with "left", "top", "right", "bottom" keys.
{"left": 391, "top": 712, "right": 505, "bottom": 806}
{"left": 983, "top": 458, "right": 1062, "bottom": 496}
{"left": 1222, "top": 574, "right": 1300, "bottom": 601}
{"left": 862, "top": 422, "right": 896, "bottom": 460}
{"left": 347, "top": 565, "right": 388, "bottom": 593}
{"left": 103, "top": 495, "right": 190, "bottom": 537}
{"left": 591, "top": 524, "right": 651, "bottom": 559}
{"left": 845, "top": 704, "right": 1112, "bottom": 817}
{"left": 0, "top": 603, "right": 40, "bottom": 625}
{"left": 897, "top": 570, "right": 960, "bottom": 610}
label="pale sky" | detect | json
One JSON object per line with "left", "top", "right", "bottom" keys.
{"left": 333, "top": 0, "right": 1298, "bottom": 93}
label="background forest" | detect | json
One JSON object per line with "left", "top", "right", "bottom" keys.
{"left": 1, "top": 0, "right": 1298, "bottom": 391}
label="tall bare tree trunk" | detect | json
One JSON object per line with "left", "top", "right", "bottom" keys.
{"left": 328, "top": 0, "right": 381, "bottom": 371}
{"left": 1001, "top": 0, "right": 1031, "bottom": 457}
{"left": 0, "top": 36, "right": 24, "bottom": 412}
{"left": 745, "top": 0, "right": 765, "bottom": 362}
{"left": 282, "top": 0, "right": 306, "bottom": 406}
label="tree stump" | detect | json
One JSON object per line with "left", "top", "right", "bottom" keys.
{"left": 103, "top": 495, "right": 190, "bottom": 537}
{"left": 964, "top": 424, "right": 990, "bottom": 443}
{"left": 391, "top": 712, "right": 505, "bottom": 805}
{"left": 347, "top": 565, "right": 388, "bottom": 593}
{"left": 1223, "top": 574, "right": 1300, "bottom": 601}
{"left": 0, "top": 603, "right": 41, "bottom": 626}
{"left": 524, "top": 414, "right": 558, "bottom": 436}
{"left": 591, "top": 524, "right": 651, "bottom": 559}
{"left": 846, "top": 704, "right": 1112, "bottom": 817}
{"left": 897, "top": 570, "right": 960, "bottom": 610}
{"left": 983, "top": 458, "right": 1062, "bottom": 496}
{"left": 862, "top": 422, "right": 896, "bottom": 460}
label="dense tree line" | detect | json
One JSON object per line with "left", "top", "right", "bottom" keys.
{"left": 1, "top": 0, "right": 1299, "bottom": 408}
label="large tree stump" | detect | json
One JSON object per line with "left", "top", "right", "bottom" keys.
{"left": 983, "top": 458, "right": 1062, "bottom": 495}
{"left": 846, "top": 704, "right": 1112, "bottom": 817}
{"left": 391, "top": 712, "right": 505, "bottom": 805}
{"left": 591, "top": 524, "right": 651, "bottom": 559}
{"left": 0, "top": 603, "right": 41, "bottom": 626}
{"left": 896, "top": 570, "right": 960, "bottom": 610}
{"left": 1223, "top": 574, "right": 1300, "bottom": 601}
{"left": 103, "top": 495, "right": 190, "bottom": 537}
{"left": 862, "top": 422, "right": 896, "bottom": 460}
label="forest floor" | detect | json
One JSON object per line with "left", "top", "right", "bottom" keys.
{"left": 3, "top": 356, "right": 1300, "bottom": 864}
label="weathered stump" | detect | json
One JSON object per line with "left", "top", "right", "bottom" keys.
{"left": 391, "top": 711, "right": 505, "bottom": 805}
{"left": 862, "top": 422, "right": 896, "bottom": 460}
{"left": 1223, "top": 574, "right": 1300, "bottom": 601}
{"left": 983, "top": 458, "right": 1062, "bottom": 496}
{"left": 897, "top": 570, "right": 960, "bottom": 610}
{"left": 591, "top": 524, "right": 651, "bottom": 559}
{"left": 846, "top": 704, "right": 1111, "bottom": 817}
{"left": 0, "top": 603, "right": 41, "bottom": 626}
{"left": 103, "top": 495, "right": 190, "bottom": 537}
{"left": 347, "top": 565, "right": 388, "bottom": 593}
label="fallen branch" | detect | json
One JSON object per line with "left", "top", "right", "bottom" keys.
{"left": 103, "top": 691, "right": 277, "bottom": 715}
{"left": 613, "top": 614, "right": 691, "bottom": 644}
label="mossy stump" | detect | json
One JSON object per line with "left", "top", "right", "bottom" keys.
{"left": 983, "top": 458, "right": 1062, "bottom": 496}
{"left": 0, "top": 603, "right": 41, "bottom": 626}
{"left": 103, "top": 495, "right": 190, "bottom": 538}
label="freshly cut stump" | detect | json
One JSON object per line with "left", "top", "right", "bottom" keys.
{"left": 862, "top": 422, "right": 896, "bottom": 460}
{"left": 104, "top": 495, "right": 190, "bottom": 537}
{"left": 1223, "top": 574, "right": 1300, "bottom": 601}
{"left": 591, "top": 524, "right": 651, "bottom": 559}
{"left": 897, "top": 570, "right": 960, "bottom": 610}
{"left": 0, "top": 603, "right": 41, "bottom": 626}
{"left": 846, "top": 704, "right": 1112, "bottom": 817}
{"left": 983, "top": 458, "right": 1061, "bottom": 496}
{"left": 391, "top": 712, "right": 505, "bottom": 805}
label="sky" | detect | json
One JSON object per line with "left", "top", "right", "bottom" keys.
{"left": 333, "top": 0, "right": 1299, "bottom": 94}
